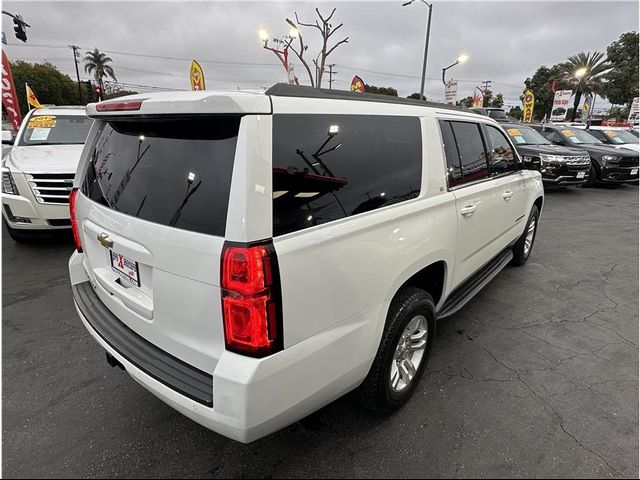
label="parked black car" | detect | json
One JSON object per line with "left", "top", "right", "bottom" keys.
{"left": 530, "top": 124, "right": 639, "bottom": 186}
{"left": 502, "top": 124, "right": 591, "bottom": 186}
{"left": 470, "top": 107, "right": 508, "bottom": 122}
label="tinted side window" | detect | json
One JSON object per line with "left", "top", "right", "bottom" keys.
{"left": 450, "top": 122, "right": 489, "bottom": 184}
{"left": 439, "top": 121, "right": 463, "bottom": 187}
{"left": 486, "top": 125, "right": 517, "bottom": 176}
{"left": 272, "top": 115, "right": 422, "bottom": 236}
{"left": 588, "top": 130, "right": 607, "bottom": 142}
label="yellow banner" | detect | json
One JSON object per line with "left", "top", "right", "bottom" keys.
{"left": 190, "top": 60, "right": 205, "bottom": 91}
{"left": 26, "top": 83, "right": 42, "bottom": 109}
{"left": 523, "top": 90, "right": 535, "bottom": 123}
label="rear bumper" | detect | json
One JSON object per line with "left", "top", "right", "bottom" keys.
{"left": 69, "top": 251, "right": 382, "bottom": 443}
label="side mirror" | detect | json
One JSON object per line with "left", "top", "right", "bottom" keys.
{"left": 2, "top": 130, "right": 14, "bottom": 145}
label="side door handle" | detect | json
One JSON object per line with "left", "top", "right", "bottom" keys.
{"left": 460, "top": 205, "right": 477, "bottom": 217}
{"left": 502, "top": 191, "right": 514, "bottom": 201}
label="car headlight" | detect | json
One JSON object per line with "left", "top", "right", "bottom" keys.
{"left": 601, "top": 155, "right": 621, "bottom": 164}
{"left": 522, "top": 155, "right": 540, "bottom": 163}
{"left": 2, "top": 168, "right": 18, "bottom": 195}
{"left": 539, "top": 154, "right": 568, "bottom": 163}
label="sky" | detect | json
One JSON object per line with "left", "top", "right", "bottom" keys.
{"left": 2, "top": 0, "right": 639, "bottom": 110}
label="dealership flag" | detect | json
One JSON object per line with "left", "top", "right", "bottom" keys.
{"left": 350, "top": 75, "right": 365, "bottom": 93}
{"left": 628, "top": 97, "right": 639, "bottom": 123}
{"left": 26, "top": 83, "right": 42, "bottom": 109}
{"left": 189, "top": 60, "right": 205, "bottom": 91}
{"left": 523, "top": 90, "right": 535, "bottom": 123}
{"left": 471, "top": 87, "right": 484, "bottom": 108}
{"left": 1, "top": 50, "right": 22, "bottom": 131}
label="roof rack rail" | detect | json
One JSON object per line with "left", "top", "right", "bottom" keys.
{"left": 265, "top": 83, "right": 465, "bottom": 112}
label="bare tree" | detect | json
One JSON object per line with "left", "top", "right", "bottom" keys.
{"left": 286, "top": 8, "right": 349, "bottom": 88}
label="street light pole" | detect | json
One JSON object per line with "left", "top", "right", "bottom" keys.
{"left": 441, "top": 55, "right": 468, "bottom": 86}
{"left": 570, "top": 67, "right": 587, "bottom": 122}
{"left": 402, "top": 0, "right": 432, "bottom": 101}
{"left": 259, "top": 28, "right": 298, "bottom": 84}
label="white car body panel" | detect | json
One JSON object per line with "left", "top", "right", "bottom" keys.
{"left": 69, "top": 90, "right": 544, "bottom": 443}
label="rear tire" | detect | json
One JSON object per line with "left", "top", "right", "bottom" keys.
{"left": 358, "top": 287, "right": 436, "bottom": 414}
{"left": 511, "top": 205, "right": 539, "bottom": 266}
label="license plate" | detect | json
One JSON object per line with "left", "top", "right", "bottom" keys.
{"left": 110, "top": 251, "right": 140, "bottom": 287}
{"left": 577, "top": 171, "right": 586, "bottom": 179}
{"left": 631, "top": 169, "right": 638, "bottom": 175}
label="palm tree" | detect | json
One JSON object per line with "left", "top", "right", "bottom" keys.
{"left": 559, "top": 51, "right": 611, "bottom": 121}
{"left": 83, "top": 48, "right": 117, "bottom": 100}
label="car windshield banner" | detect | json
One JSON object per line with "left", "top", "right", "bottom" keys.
{"left": 628, "top": 97, "right": 639, "bottom": 123}
{"left": 445, "top": 79, "right": 458, "bottom": 104}
{"left": 550, "top": 90, "right": 572, "bottom": 122}
{"left": 2, "top": 50, "right": 22, "bottom": 132}
{"left": 189, "top": 60, "right": 205, "bottom": 91}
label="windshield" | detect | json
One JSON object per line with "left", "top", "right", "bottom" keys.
{"left": 504, "top": 126, "right": 551, "bottom": 145}
{"left": 558, "top": 128, "right": 602, "bottom": 145}
{"left": 594, "top": 129, "right": 639, "bottom": 144}
{"left": 19, "top": 114, "right": 92, "bottom": 146}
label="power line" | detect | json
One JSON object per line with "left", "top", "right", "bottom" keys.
{"left": 6, "top": 42, "right": 525, "bottom": 91}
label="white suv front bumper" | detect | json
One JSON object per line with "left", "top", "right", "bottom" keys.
{"left": 2, "top": 172, "right": 71, "bottom": 230}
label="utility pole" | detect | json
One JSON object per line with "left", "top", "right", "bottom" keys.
{"left": 480, "top": 80, "right": 492, "bottom": 107}
{"left": 69, "top": 45, "right": 83, "bottom": 104}
{"left": 326, "top": 64, "right": 337, "bottom": 90}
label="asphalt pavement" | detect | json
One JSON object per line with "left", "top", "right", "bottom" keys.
{"left": 3, "top": 184, "right": 638, "bottom": 478}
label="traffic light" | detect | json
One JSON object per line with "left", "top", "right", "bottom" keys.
{"left": 94, "top": 85, "right": 102, "bottom": 101}
{"left": 13, "top": 16, "right": 27, "bottom": 43}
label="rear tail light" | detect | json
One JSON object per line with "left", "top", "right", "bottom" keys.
{"left": 221, "top": 242, "right": 282, "bottom": 357}
{"left": 69, "top": 188, "right": 83, "bottom": 252}
{"left": 95, "top": 99, "right": 145, "bottom": 112}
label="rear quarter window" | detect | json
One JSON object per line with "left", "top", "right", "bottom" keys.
{"left": 82, "top": 116, "right": 240, "bottom": 236}
{"left": 272, "top": 114, "right": 422, "bottom": 236}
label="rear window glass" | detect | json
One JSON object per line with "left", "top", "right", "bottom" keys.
{"left": 19, "top": 114, "right": 92, "bottom": 145}
{"left": 272, "top": 114, "right": 422, "bottom": 236}
{"left": 82, "top": 117, "right": 240, "bottom": 236}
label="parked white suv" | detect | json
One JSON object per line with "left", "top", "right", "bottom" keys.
{"left": 69, "top": 86, "right": 544, "bottom": 443}
{"left": 2, "top": 106, "right": 92, "bottom": 240}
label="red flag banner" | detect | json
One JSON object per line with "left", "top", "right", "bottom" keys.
{"left": 471, "top": 87, "right": 484, "bottom": 108}
{"left": 2, "top": 50, "right": 22, "bottom": 131}
{"left": 350, "top": 75, "right": 365, "bottom": 93}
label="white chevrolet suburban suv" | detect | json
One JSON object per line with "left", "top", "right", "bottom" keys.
{"left": 2, "top": 106, "right": 92, "bottom": 240}
{"left": 69, "top": 85, "right": 544, "bottom": 443}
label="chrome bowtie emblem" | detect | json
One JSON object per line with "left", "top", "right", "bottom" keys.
{"left": 97, "top": 232, "right": 113, "bottom": 249}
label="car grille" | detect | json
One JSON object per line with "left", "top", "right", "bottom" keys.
{"left": 563, "top": 155, "right": 591, "bottom": 166}
{"left": 619, "top": 157, "right": 639, "bottom": 168}
{"left": 26, "top": 173, "right": 74, "bottom": 205}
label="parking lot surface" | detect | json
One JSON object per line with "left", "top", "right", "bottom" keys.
{"left": 3, "top": 185, "right": 638, "bottom": 479}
